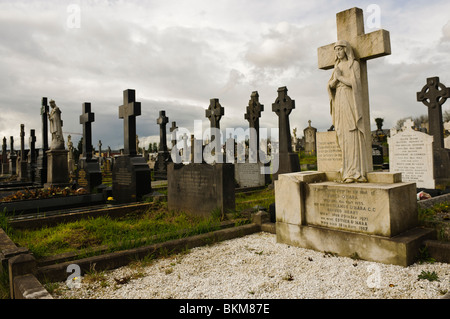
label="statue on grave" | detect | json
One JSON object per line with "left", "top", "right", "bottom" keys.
{"left": 48, "top": 100, "right": 65, "bottom": 150}
{"left": 327, "top": 40, "right": 369, "bottom": 183}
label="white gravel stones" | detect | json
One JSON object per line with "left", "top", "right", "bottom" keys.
{"left": 52, "top": 232, "right": 450, "bottom": 299}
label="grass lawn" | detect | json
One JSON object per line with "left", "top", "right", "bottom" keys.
{"left": 1, "top": 187, "right": 274, "bottom": 260}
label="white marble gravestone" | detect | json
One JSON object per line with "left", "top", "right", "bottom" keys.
{"left": 388, "top": 123, "right": 435, "bottom": 189}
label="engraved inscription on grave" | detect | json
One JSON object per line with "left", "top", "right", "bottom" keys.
{"left": 116, "top": 167, "right": 132, "bottom": 186}
{"left": 314, "top": 189, "right": 372, "bottom": 232}
{"left": 388, "top": 128, "right": 434, "bottom": 188}
{"left": 306, "top": 185, "right": 383, "bottom": 235}
{"left": 391, "top": 135, "right": 428, "bottom": 183}
{"left": 177, "top": 169, "right": 216, "bottom": 198}
{"left": 78, "top": 169, "right": 88, "bottom": 187}
{"left": 316, "top": 131, "right": 342, "bottom": 172}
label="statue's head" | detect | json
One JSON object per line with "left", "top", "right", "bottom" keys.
{"left": 334, "top": 40, "right": 355, "bottom": 64}
{"left": 49, "top": 99, "right": 56, "bottom": 108}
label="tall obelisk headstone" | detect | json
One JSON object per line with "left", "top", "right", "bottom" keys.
{"left": 112, "top": 89, "right": 151, "bottom": 203}
{"left": 1, "top": 137, "right": 8, "bottom": 175}
{"left": 8, "top": 136, "right": 17, "bottom": 176}
{"left": 28, "top": 129, "right": 37, "bottom": 182}
{"left": 17, "top": 124, "right": 28, "bottom": 181}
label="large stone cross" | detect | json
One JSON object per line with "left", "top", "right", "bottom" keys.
{"left": 318, "top": 7, "right": 391, "bottom": 170}
{"left": 245, "top": 91, "right": 264, "bottom": 161}
{"left": 80, "top": 102, "right": 95, "bottom": 160}
{"left": 272, "top": 86, "right": 295, "bottom": 154}
{"left": 119, "top": 89, "right": 141, "bottom": 156}
{"left": 205, "top": 98, "right": 224, "bottom": 154}
{"left": 417, "top": 76, "right": 449, "bottom": 149}
{"left": 157, "top": 110, "right": 169, "bottom": 152}
{"left": 205, "top": 98, "right": 224, "bottom": 130}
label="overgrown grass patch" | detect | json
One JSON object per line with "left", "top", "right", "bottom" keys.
{"left": 5, "top": 202, "right": 225, "bottom": 259}
{"left": 235, "top": 187, "right": 274, "bottom": 212}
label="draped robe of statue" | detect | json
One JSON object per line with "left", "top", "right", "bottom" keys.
{"left": 327, "top": 40, "right": 369, "bottom": 183}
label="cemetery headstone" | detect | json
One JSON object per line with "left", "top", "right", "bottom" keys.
{"left": 205, "top": 98, "right": 224, "bottom": 162}
{"left": 77, "top": 102, "right": 102, "bottom": 192}
{"left": 2, "top": 137, "right": 8, "bottom": 175}
{"left": 271, "top": 86, "right": 300, "bottom": 181}
{"left": 28, "top": 129, "right": 37, "bottom": 183}
{"left": 244, "top": 91, "right": 263, "bottom": 161}
{"left": 153, "top": 110, "right": 172, "bottom": 180}
{"left": 276, "top": 7, "right": 432, "bottom": 267}
{"left": 36, "top": 97, "right": 49, "bottom": 185}
{"left": 416, "top": 76, "right": 450, "bottom": 187}
{"left": 372, "top": 144, "right": 383, "bottom": 167}
{"left": 8, "top": 137, "right": 17, "bottom": 176}
{"left": 303, "top": 120, "right": 317, "bottom": 155}
{"left": 67, "top": 135, "right": 75, "bottom": 176}
{"left": 234, "top": 91, "right": 269, "bottom": 188}
{"left": 167, "top": 162, "right": 235, "bottom": 216}
{"left": 17, "top": 124, "right": 28, "bottom": 181}
{"left": 112, "top": 89, "right": 151, "bottom": 203}
{"left": 168, "top": 98, "right": 235, "bottom": 216}
{"left": 388, "top": 122, "right": 435, "bottom": 188}
{"left": 45, "top": 100, "right": 70, "bottom": 188}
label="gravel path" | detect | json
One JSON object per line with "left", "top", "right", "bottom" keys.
{"left": 52, "top": 232, "right": 450, "bottom": 299}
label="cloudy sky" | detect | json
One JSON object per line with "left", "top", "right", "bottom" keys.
{"left": 1, "top": 0, "right": 450, "bottom": 150}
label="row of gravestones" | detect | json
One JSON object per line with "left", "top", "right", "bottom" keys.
{"left": 0, "top": 85, "right": 300, "bottom": 206}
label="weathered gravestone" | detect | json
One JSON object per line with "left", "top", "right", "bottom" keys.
{"left": 112, "top": 89, "right": 152, "bottom": 203}
{"left": 17, "top": 124, "right": 28, "bottom": 181}
{"left": 271, "top": 86, "right": 301, "bottom": 181}
{"left": 167, "top": 163, "right": 235, "bottom": 217}
{"left": 77, "top": 102, "right": 102, "bottom": 192}
{"left": 416, "top": 76, "right": 450, "bottom": 188}
{"left": 153, "top": 110, "right": 172, "bottom": 180}
{"left": 276, "top": 7, "right": 433, "bottom": 267}
{"left": 303, "top": 120, "right": 317, "bottom": 155}
{"left": 167, "top": 99, "right": 235, "bottom": 216}
{"left": 45, "top": 100, "right": 70, "bottom": 188}
{"left": 8, "top": 137, "right": 17, "bottom": 176}
{"left": 372, "top": 144, "right": 383, "bottom": 167}
{"left": 2, "top": 137, "right": 8, "bottom": 175}
{"left": 36, "top": 97, "right": 49, "bottom": 185}
{"left": 234, "top": 91, "right": 269, "bottom": 188}
{"left": 204, "top": 98, "right": 224, "bottom": 163}
{"left": 27, "top": 129, "right": 37, "bottom": 183}
{"left": 388, "top": 120, "right": 435, "bottom": 189}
